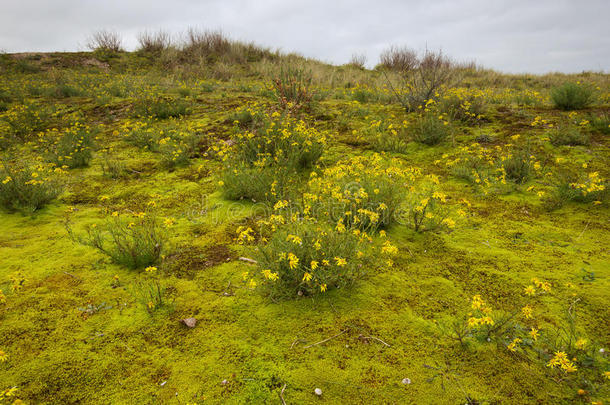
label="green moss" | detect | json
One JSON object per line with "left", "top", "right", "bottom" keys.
{"left": 0, "top": 52, "right": 608, "bottom": 404}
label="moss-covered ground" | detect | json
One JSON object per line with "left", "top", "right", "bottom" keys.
{"left": 0, "top": 51, "right": 609, "bottom": 404}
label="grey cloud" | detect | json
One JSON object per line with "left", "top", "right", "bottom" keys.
{"left": 1, "top": 0, "right": 608, "bottom": 73}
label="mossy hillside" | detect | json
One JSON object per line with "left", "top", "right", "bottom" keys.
{"left": 0, "top": 52, "right": 609, "bottom": 404}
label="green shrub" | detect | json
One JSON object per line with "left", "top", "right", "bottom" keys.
{"left": 254, "top": 220, "right": 366, "bottom": 299}
{"left": 410, "top": 112, "right": 451, "bottom": 146}
{"left": 40, "top": 122, "right": 95, "bottom": 168}
{"left": 548, "top": 126, "right": 589, "bottom": 146}
{"left": 220, "top": 112, "right": 325, "bottom": 202}
{"left": 159, "top": 137, "right": 192, "bottom": 168}
{"left": 438, "top": 88, "right": 487, "bottom": 123}
{"left": 364, "top": 118, "right": 409, "bottom": 154}
{"left": 0, "top": 160, "right": 63, "bottom": 213}
{"left": 551, "top": 82, "right": 594, "bottom": 110}
{"left": 47, "top": 84, "right": 84, "bottom": 99}
{"left": 133, "top": 97, "right": 189, "bottom": 119}
{"left": 501, "top": 148, "right": 533, "bottom": 184}
{"left": 220, "top": 163, "right": 297, "bottom": 203}
{"left": 588, "top": 113, "right": 610, "bottom": 135}
{"left": 124, "top": 123, "right": 160, "bottom": 151}
{"left": 67, "top": 210, "right": 167, "bottom": 270}
{"left": 544, "top": 171, "right": 607, "bottom": 209}
{"left": 396, "top": 179, "right": 454, "bottom": 232}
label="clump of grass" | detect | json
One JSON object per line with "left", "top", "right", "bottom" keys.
{"left": 501, "top": 148, "right": 534, "bottom": 184}
{"left": 587, "top": 112, "right": 610, "bottom": 135}
{"left": 67, "top": 210, "right": 167, "bottom": 270}
{"left": 548, "top": 126, "right": 589, "bottom": 146}
{"left": 410, "top": 111, "right": 451, "bottom": 146}
{"left": 551, "top": 82, "right": 594, "bottom": 110}
{"left": 40, "top": 122, "right": 95, "bottom": 168}
{"left": 100, "top": 154, "right": 127, "bottom": 179}
{"left": 133, "top": 97, "right": 189, "bottom": 119}
{"left": 133, "top": 279, "right": 172, "bottom": 313}
{"left": 0, "top": 159, "right": 63, "bottom": 213}
{"left": 272, "top": 66, "right": 315, "bottom": 112}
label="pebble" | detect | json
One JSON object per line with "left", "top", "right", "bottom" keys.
{"left": 314, "top": 388, "right": 322, "bottom": 396}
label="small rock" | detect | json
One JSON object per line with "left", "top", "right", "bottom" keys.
{"left": 401, "top": 378, "right": 411, "bottom": 385}
{"left": 297, "top": 291, "right": 303, "bottom": 296}
{"left": 238, "top": 257, "right": 257, "bottom": 264}
{"left": 314, "top": 388, "right": 322, "bottom": 396}
{"left": 160, "top": 381, "right": 167, "bottom": 386}
{"left": 221, "top": 379, "right": 229, "bottom": 385}
{"left": 181, "top": 317, "right": 197, "bottom": 328}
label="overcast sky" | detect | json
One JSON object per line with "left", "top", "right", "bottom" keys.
{"left": 1, "top": 0, "right": 608, "bottom": 73}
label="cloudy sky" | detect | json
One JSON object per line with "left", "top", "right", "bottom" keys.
{"left": 1, "top": 0, "right": 608, "bottom": 73}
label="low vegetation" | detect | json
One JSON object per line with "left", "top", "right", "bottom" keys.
{"left": 0, "top": 32, "right": 608, "bottom": 404}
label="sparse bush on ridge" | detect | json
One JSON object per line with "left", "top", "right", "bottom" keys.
{"left": 87, "top": 29, "right": 123, "bottom": 52}
{"left": 381, "top": 47, "right": 460, "bottom": 111}
{"left": 348, "top": 53, "right": 367, "bottom": 69}
{"left": 137, "top": 30, "right": 172, "bottom": 53}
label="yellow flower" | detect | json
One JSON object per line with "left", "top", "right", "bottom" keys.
{"left": 320, "top": 284, "right": 327, "bottom": 292}
{"left": 604, "top": 371, "right": 610, "bottom": 380}
{"left": 147, "top": 301, "right": 154, "bottom": 309}
{"left": 111, "top": 211, "right": 119, "bottom": 217}
{"left": 288, "top": 253, "right": 299, "bottom": 270}
{"left": 521, "top": 305, "right": 533, "bottom": 319}
{"left": 524, "top": 285, "right": 536, "bottom": 296}
{"left": 0, "top": 349, "right": 7, "bottom": 362}
{"left": 529, "top": 327, "right": 539, "bottom": 341}
{"left": 248, "top": 279, "right": 257, "bottom": 289}
{"left": 507, "top": 338, "right": 522, "bottom": 352}
{"left": 310, "top": 260, "right": 318, "bottom": 270}
{"left": 302, "top": 272, "right": 313, "bottom": 282}
{"left": 144, "top": 266, "right": 157, "bottom": 273}
{"left": 575, "top": 338, "right": 588, "bottom": 350}
{"left": 334, "top": 257, "right": 347, "bottom": 267}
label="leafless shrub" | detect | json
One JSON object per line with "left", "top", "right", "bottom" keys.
{"left": 381, "top": 47, "right": 460, "bottom": 111}
{"left": 379, "top": 46, "right": 418, "bottom": 72}
{"left": 137, "top": 30, "right": 171, "bottom": 53}
{"left": 349, "top": 53, "right": 367, "bottom": 69}
{"left": 86, "top": 30, "right": 123, "bottom": 52}
{"left": 183, "top": 28, "right": 231, "bottom": 58}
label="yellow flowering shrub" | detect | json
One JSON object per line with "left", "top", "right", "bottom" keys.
{"left": 307, "top": 154, "right": 420, "bottom": 232}
{"left": 38, "top": 122, "right": 95, "bottom": 168}
{"left": 0, "top": 159, "right": 64, "bottom": 212}
{"left": 254, "top": 219, "right": 367, "bottom": 299}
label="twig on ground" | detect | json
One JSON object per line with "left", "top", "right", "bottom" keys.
{"left": 303, "top": 329, "right": 349, "bottom": 349}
